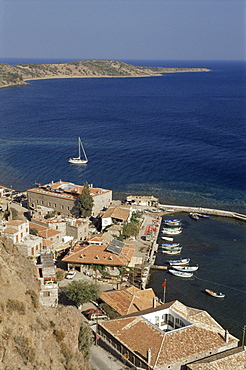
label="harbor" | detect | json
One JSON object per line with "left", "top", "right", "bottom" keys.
{"left": 132, "top": 205, "right": 246, "bottom": 340}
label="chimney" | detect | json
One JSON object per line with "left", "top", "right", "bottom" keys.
{"left": 147, "top": 348, "right": 151, "bottom": 364}
{"left": 153, "top": 297, "right": 157, "bottom": 308}
{"left": 225, "top": 329, "right": 229, "bottom": 343}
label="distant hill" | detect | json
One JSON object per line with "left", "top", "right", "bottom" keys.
{"left": 0, "top": 59, "right": 210, "bottom": 88}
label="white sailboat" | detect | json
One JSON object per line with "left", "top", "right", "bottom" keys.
{"left": 68, "top": 137, "right": 88, "bottom": 164}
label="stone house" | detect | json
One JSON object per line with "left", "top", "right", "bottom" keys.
{"left": 37, "top": 253, "right": 58, "bottom": 307}
{"left": 27, "top": 180, "right": 112, "bottom": 218}
{"left": 98, "top": 300, "right": 239, "bottom": 370}
{"left": 126, "top": 195, "right": 159, "bottom": 207}
{"left": 0, "top": 219, "right": 29, "bottom": 243}
{"left": 100, "top": 205, "right": 132, "bottom": 229}
{"left": 16, "top": 234, "right": 42, "bottom": 259}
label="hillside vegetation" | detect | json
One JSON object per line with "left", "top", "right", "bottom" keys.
{"left": 0, "top": 60, "right": 210, "bottom": 88}
{"left": 0, "top": 237, "right": 88, "bottom": 370}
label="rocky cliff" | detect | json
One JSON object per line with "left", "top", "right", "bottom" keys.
{"left": 0, "top": 237, "right": 87, "bottom": 370}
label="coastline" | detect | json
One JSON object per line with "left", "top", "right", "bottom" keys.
{"left": 0, "top": 59, "right": 210, "bottom": 89}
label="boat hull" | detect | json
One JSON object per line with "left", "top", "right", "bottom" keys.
{"left": 173, "top": 265, "right": 198, "bottom": 272}
{"left": 168, "top": 258, "right": 190, "bottom": 266}
{"left": 68, "top": 157, "right": 88, "bottom": 164}
{"left": 205, "top": 289, "right": 225, "bottom": 298}
{"left": 169, "top": 269, "right": 193, "bottom": 278}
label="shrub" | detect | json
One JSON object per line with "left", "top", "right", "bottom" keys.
{"left": 10, "top": 207, "right": 18, "bottom": 220}
{"left": 53, "top": 329, "right": 65, "bottom": 343}
{"left": 56, "top": 268, "right": 65, "bottom": 281}
{"left": 14, "top": 335, "right": 36, "bottom": 362}
{"left": 78, "top": 323, "right": 93, "bottom": 361}
{"left": 26, "top": 290, "right": 39, "bottom": 309}
{"left": 6, "top": 299, "right": 26, "bottom": 315}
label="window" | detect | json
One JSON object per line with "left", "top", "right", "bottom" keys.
{"left": 48, "top": 202, "right": 51, "bottom": 207}
{"left": 61, "top": 205, "right": 64, "bottom": 209}
{"left": 43, "top": 291, "right": 51, "bottom": 297}
{"left": 155, "top": 316, "right": 160, "bottom": 326}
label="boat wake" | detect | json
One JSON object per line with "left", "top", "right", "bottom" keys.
{"left": 194, "top": 275, "right": 246, "bottom": 294}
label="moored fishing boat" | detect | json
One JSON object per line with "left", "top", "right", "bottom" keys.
{"left": 197, "top": 213, "right": 210, "bottom": 218}
{"left": 161, "top": 246, "right": 183, "bottom": 252}
{"left": 168, "top": 258, "right": 190, "bottom": 266}
{"left": 162, "top": 228, "right": 182, "bottom": 235}
{"left": 173, "top": 265, "right": 198, "bottom": 272}
{"left": 163, "top": 219, "right": 181, "bottom": 225}
{"left": 161, "top": 243, "right": 180, "bottom": 248}
{"left": 162, "top": 249, "right": 181, "bottom": 255}
{"left": 190, "top": 212, "right": 199, "bottom": 220}
{"left": 162, "top": 236, "right": 174, "bottom": 241}
{"left": 162, "top": 221, "right": 182, "bottom": 228}
{"left": 205, "top": 289, "right": 225, "bottom": 298}
{"left": 169, "top": 269, "right": 193, "bottom": 278}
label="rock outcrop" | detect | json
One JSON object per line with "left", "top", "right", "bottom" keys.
{"left": 0, "top": 237, "right": 86, "bottom": 369}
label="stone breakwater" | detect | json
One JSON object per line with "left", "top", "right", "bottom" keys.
{"left": 158, "top": 204, "right": 246, "bottom": 222}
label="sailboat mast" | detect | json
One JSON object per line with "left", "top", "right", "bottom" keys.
{"left": 78, "top": 137, "right": 81, "bottom": 159}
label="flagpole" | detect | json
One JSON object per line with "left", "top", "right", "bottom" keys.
{"left": 162, "top": 279, "right": 167, "bottom": 304}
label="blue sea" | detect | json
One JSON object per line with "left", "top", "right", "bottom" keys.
{"left": 0, "top": 59, "right": 245, "bottom": 339}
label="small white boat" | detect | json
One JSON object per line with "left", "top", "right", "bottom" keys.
{"left": 162, "top": 228, "right": 182, "bottom": 235}
{"left": 68, "top": 137, "right": 88, "bottom": 164}
{"left": 162, "top": 237, "right": 174, "bottom": 241}
{"left": 190, "top": 212, "right": 199, "bottom": 220}
{"left": 173, "top": 265, "right": 198, "bottom": 272}
{"left": 161, "top": 243, "right": 180, "bottom": 248}
{"left": 205, "top": 289, "right": 225, "bottom": 298}
{"left": 169, "top": 269, "right": 193, "bottom": 278}
{"left": 168, "top": 258, "right": 190, "bottom": 266}
{"left": 162, "top": 249, "right": 181, "bottom": 255}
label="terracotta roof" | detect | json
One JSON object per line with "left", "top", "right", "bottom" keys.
{"left": 6, "top": 220, "right": 26, "bottom": 226}
{"left": 100, "top": 287, "right": 160, "bottom": 316}
{"left": 29, "top": 222, "right": 60, "bottom": 239}
{"left": 99, "top": 300, "right": 239, "bottom": 369}
{"left": 28, "top": 181, "right": 111, "bottom": 201}
{"left": 102, "top": 206, "right": 131, "bottom": 221}
{"left": 187, "top": 347, "right": 246, "bottom": 370}
{"left": 38, "top": 229, "right": 60, "bottom": 239}
{"left": 29, "top": 222, "right": 47, "bottom": 232}
{"left": 62, "top": 241, "right": 134, "bottom": 266}
{"left": 3, "top": 227, "right": 18, "bottom": 234}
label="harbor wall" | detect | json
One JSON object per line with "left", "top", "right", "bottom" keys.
{"left": 158, "top": 204, "right": 246, "bottom": 222}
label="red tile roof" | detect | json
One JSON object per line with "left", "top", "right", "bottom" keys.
{"left": 100, "top": 287, "right": 160, "bottom": 316}
{"left": 99, "top": 300, "right": 238, "bottom": 369}
{"left": 62, "top": 240, "right": 134, "bottom": 266}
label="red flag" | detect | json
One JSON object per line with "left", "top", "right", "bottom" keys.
{"left": 162, "top": 280, "right": 166, "bottom": 288}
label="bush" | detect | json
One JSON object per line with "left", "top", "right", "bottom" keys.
{"left": 10, "top": 207, "right": 18, "bottom": 220}
{"left": 53, "top": 329, "right": 65, "bottom": 343}
{"left": 6, "top": 299, "right": 26, "bottom": 315}
{"left": 26, "top": 290, "right": 39, "bottom": 309}
{"left": 78, "top": 323, "right": 93, "bottom": 361}
{"left": 56, "top": 268, "right": 65, "bottom": 281}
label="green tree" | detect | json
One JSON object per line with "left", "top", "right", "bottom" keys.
{"left": 78, "top": 182, "right": 94, "bottom": 218}
{"left": 66, "top": 280, "right": 100, "bottom": 308}
{"left": 29, "top": 228, "right": 38, "bottom": 236}
{"left": 122, "top": 221, "right": 139, "bottom": 239}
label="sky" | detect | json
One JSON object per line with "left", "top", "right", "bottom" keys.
{"left": 1, "top": 0, "right": 245, "bottom": 61}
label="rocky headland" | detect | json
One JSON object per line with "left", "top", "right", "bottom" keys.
{"left": 0, "top": 60, "right": 210, "bottom": 88}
